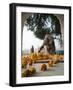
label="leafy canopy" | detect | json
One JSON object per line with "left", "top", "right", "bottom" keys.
{"left": 26, "top": 14, "right": 61, "bottom": 40}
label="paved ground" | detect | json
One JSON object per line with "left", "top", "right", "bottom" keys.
{"left": 22, "top": 62, "right": 64, "bottom": 77}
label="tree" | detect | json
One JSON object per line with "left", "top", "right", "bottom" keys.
{"left": 26, "top": 14, "right": 61, "bottom": 40}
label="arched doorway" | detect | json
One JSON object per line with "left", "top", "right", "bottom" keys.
{"left": 22, "top": 13, "right": 64, "bottom": 54}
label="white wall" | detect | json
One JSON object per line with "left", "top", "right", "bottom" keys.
{"left": 0, "top": 0, "right": 73, "bottom": 90}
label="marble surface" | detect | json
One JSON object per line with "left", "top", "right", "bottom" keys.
{"left": 22, "top": 62, "right": 64, "bottom": 77}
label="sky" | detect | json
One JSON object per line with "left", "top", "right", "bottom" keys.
{"left": 22, "top": 25, "right": 43, "bottom": 51}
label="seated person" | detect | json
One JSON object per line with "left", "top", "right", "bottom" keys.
{"left": 38, "top": 34, "right": 55, "bottom": 54}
